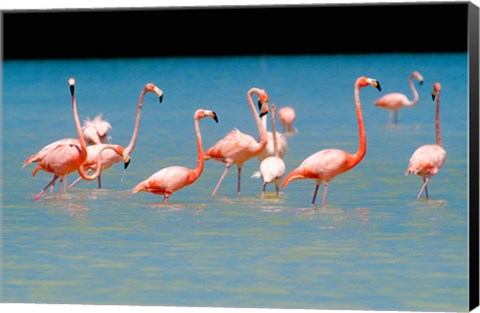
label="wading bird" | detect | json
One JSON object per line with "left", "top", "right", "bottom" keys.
{"left": 132, "top": 109, "right": 218, "bottom": 203}
{"left": 22, "top": 78, "right": 129, "bottom": 200}
{"left": 205, "top": 87, "right": 269, "bottom": 196}
{"left": 277, "top": 106, "right": 297, "bottom": 134}
{"left": 68, "top": 83, "right": 164, "bottom": 189}
{"left": 374, "top": 70, "right": 423, "bottom": 125}
{"left": 405, "top": 82, "right": 446, "bottom": 200}
{"left": 252, "top": 104, "right": 286, "bottom": 197}
{"left": 281, "top": 76, "right": 381, "bottom": 207}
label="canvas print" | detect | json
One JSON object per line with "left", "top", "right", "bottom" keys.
{"left": 1, "top": 1, "right": 479, "bottom": 313}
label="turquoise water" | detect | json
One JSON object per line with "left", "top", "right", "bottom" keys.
{"left": 1, "top": 53, "right": 469, "bottom": 311}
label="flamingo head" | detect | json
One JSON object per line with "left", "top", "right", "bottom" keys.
{"left": 432, "top": 82, "right": 442, "bottom": 100}
{"left": 68, "top": 77, "right": 75, "bottom": 95}
{"left": 195, "top": 109, "right": 219, "bottom": 123}
{"left": 357, "top": 77, "right": 382, "bottom": 91}
{"left": 254, "top": 89, "right": 270, "bottom": 118}
{"left": 412, "top": 71, "right": 424, "bottom": 85}
{"left": 122, "top": 150, "right": 131, "bottom": 170}
{"left": 145, "top": 83, "right": 164, "bottom": 103}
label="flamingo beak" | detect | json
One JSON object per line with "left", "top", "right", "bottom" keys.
{"left": 211, "top": 111, "right": 219, "bottom": 123}
{"left": 259, "top": 102, "right": 269, "bottom": 118}
{"left": 154, "top": 86, "right": 164, "bottom": 103}
{"left": 374, "top": 80, "right": 382, "bottom": 92}
{"left": 432, "top": 93, "right": 436, "bottom": 101}
{"left": 123, "top": 153, "right": 131, "bottom": 169}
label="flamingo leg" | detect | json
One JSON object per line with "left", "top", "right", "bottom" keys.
{"left": 50, "top": 179, "right": 55, "bottom": 193}
{"left": 311, "top": 184, "right": 320, "bottom": 205}
{"left": 275, "top": 183, "right": 279, "bottom": 196}
{"left": 98, "top": 175, "right": 102, "bottom": 189}
{"left": 68, "top": 176, "right": 83, "bottom": 189}
{"left": 59, "top": 177, "right": 65, "bottom": 200}
{"left": 388, "top": 111, "right": 392, "bottom": 125}
{"left": 394, "top": 110, "right": 398, "bottom": 125}
{"left": 237, "top": 167, "right": 242, "bottom": 195}
{"left": 35, "top": 175, "right": 60, "bottom": 200}
{"left": 322, "top": 183, "right": 329, "bottom": 207}
{"left": 417, "top": 176, "right": 431, "bottom": 200}
{"left": 163, "top": 195, "right": 169, "bottom": 203}
{"left": 212, "top": 165, "right": 230, "bottom": 196}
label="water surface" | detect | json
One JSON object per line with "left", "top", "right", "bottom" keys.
{"left": 2, "top": 53, "right": 469, "bottom": 312}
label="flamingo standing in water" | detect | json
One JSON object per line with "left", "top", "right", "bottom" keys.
{"left": 253, "top": 104, "right": 286, "bottom": 197}
{"left": 281, "top": 77, "right": 381, "bottom": 206}
{"left": 82, "top": 113, "right": 112, "bottom": 145}
{"left": 132, "top": 109, "right": 218, "bottom": 203}
{"left": 22, "top": 78, "right": 130, "bottom": 200}
{"left": 68, "top": 83, "right": 164, "bottom": 189}
{"left": 205, "top": 87, "right": 269, "bottom": 196}
{"left": 277, "top": 106, "right": 297, "bottom": 134}
{"left": 405, "top": 82, "right": 446, "bottom": 200}
{"left": 374, "top": 70, "right": 424, "bottom": 125}
{"left": 256, "top": 102, "right": 288, "bottom": 163}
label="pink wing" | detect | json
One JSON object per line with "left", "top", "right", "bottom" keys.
{"left": 374, "top": 93, "right": 409, "bottom": 110}
{"left": 406, "top": 144, "right": 446, "bottom": 176}
{"left": 26, "top": 139, "right": 85, "bottom": 176}
{"left": 132, "top": 166, "right": 194, "bottom": 195}
{"left": 205, "top": 129, "right": 260, "bottom": 165}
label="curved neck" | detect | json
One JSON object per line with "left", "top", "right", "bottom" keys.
{"left": 350, "top": 83, "right": 366, "bottom": 168}
{"left": 408, "top": 75, "right": 420, "bottom": 106}
{"left": 247, "top": 88, "right": 268, "bottom": 152}
{"left": 125, "top": 87, "right": 147, "bottom": 155}
{"left": 435, "top": 93, "right": 442, "bottom": 147}
{"left": 78, "top": 145, "right": 119, "bottom": 180}
{"left": 192, "top": 117, "right": 204, "bottom": 179}
{"left": 71, "top": 86, "right": 88, "bottom": 162}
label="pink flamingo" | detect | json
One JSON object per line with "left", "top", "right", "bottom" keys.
{"left": 82, "top": 113, "right": 112, "bottom": 145}
{"left": 22, "top": 78, "right": 129, "bottom": 200}
{"left": 132, "top": 109, "right": 218, "bottom": 203}
{"left": 256, "top": 103, "right": 288, "bottom": 163}
{"left": 281, "top": 77, "right": 381, "bottom": 206}
{"left": 204, "top": 87, "right": 269, "bottom": 196}
{"left": 254, "top": 104, "right": 286, "bottom": 197}
{"left": 277, "top": 106, "right": 297, "bottom": 134}
{"left": 374, "top": 70, "right": 424, "bottom": 125}
{"left": 67, "top": 83, "right": 164, "bottom": 189}
{"left": 405, "top": 82, "right": 446, "bottom": 200}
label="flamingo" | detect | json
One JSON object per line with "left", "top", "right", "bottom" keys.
{"left": 277, "top": 106, "right": 297, "bottom": 134}
{"left": 373, "top": 70, "right": 424, "bottom": 125}
{"left": 82, "top": 113, "right": 112, "bottom": 145}
{"left": 22, "top": 78, "right": 129, "bottom": 200}
{"left": 132, "top": 109, "right": 218, "bottom": 203}
{"left": 256, "top": 102, "right": 288, "bottom": 163}
{"left": 204, "top": 87, "right": 269, "bottom": 196}
{"left": 67, "top": 83, "right": 164, "bottom": 189}
{"left": 405, "top": 82, "right": 446, "bottom": 200}
{"left": 281, "top": 76, "right": 381, "bottom": 206}
{"left": 252, "top": 104, "right": 286, "bottom": 197}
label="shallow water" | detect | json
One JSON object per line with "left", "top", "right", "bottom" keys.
{"left": 1, "top": 53, "right": 469, "bottom": 311}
